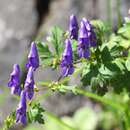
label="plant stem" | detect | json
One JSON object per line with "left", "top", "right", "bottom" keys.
{"left": 75, "top": 88, "right": 124, "bottom": 111}
{"left": 45, "top": 111, "right": 77, "bottom": 130}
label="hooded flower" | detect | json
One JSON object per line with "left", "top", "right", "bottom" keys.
{"left": 8, "top": 64, "right": 21, "bottom": 95}
{"left": 77, "top": 20, "right": 90, "bottom": 58}
{"left": 69, "top": 14, "right": 79, "bottom": 40}
{"left": 60, "top": 39, "right": 74, "bottom": 76}
{"left": 82, "top": 18, "right": 97, "bottom": 47}
{"left": 26, "top": 42, "right": 39, "bottom": 71}
{"left": 24, "top": 67, "right": 34, "bottom": 100}
{"left": 16, "top": 90, "right": 27, "bottom": 124}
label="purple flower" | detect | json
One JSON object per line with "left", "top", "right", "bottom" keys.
{"left": 8, "top": 64, "right": 21, "bottom": 95}
{"left": 61, "top": 39, "right": 74, "bottom": 76}
{"left": 24, "top": 67, "right": 34, "bottom": 100}
{"left": 82, "top": 18, "right": 97, "bottom": 47}
{"left": 82, "top": 18, "right": 92, "bottom": 32}
{"left": 69, "top": 14, "right": 79, "bottom": 40}
{"left": 77, "top": 20, "right": 90, "bottom": 59}
{"left": 26, "top": 42, "right": 39, "bottom": 71}
{"left": 16, "top": 91, "right": 27, "bottom": 125}
{"left": 89, "top": 32, "right": 97, "bottom": 47}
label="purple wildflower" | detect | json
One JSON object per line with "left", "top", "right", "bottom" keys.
{"left": 77, "top": 20, "right": 90, "bottom": 59}
{"left": 60, "top": 39, "right": 74, "bottom": 76}
{"left": 26, "top": 42, "right": 39, "bottom": 71}
{"left": 16, "top": 91, "right": 27, "bottom": 125}
{"left": 8, "top": 64, "right": 21, "bottom": 95}
{"left": 89, "top": 32, "right": 97, "bottom": 47}
{"left": 69, "top": 14, "right": 79, "bottom": 40}
{"left": 82, "top": 18, "right": 97, "bottom": 47}
{"left": 24, "top": 67, "right": 34, "bottom": 100}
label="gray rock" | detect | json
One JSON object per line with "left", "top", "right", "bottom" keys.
{"left": 39, "top": 0, "right": 130, "bottom": 35}
{"left": 0, "top": 0, "right": 37, "bottom": 84}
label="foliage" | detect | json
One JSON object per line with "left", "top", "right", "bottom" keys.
{"left": 27, "top": 103, "right": 45, "bottom": 124}
{"left": 3, "top": 16, "right": 130, "bottom": 130}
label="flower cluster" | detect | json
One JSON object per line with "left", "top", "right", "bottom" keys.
{"left": 69, "top": 14, "right": 79, "bottom": 40}
{"left": 60, "top": 39, "right": 74, "bottom": 77}
{"left": 8, "top": 64, "right": 21, "bottom": 95}
{"left": 8, "top": 42, "right": 39, "bottom": 124}
{"left": 7, "top": 14, "right": 96, "bottom": 124}
{"left": 61, "top": 15, "right": 97, "bottom": 77}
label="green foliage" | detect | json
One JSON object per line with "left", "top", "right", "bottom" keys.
{"left": 47, "top": 26, "right": 64, "bottom": 57}
{"left": 36, "top": 26, "right": 64, "bottom": 69}
{"left": 3, "top": 111, "right": 15, "bottom": 130}
{"left": 4, "top": 16, "right": 130, "bottom": 130}
{"left": 36, "top": 41, "right": 52, "bottom": 66}
{"left": 118, "top": 17, "right": 130, "bottom": 40}
{"left": 80, "top": 18, "right": 130, "bottom": 95}
{"left": 28, "top": 103, "right": 45, "bottom": 124}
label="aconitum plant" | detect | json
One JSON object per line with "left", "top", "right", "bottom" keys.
{"left": 77, "top": 20, "right": 90, "bottom": 58}
{"left": 69, "top": 14, "right": 79, "bottom": 40}
{"left": 7, "top": 42, "right": 39, "bottom": 125}
{"left": 8, "top": 64, "right": 21, "bottom": 96}
{"left": 16, "top": 91, "right": 27, "bottom": 124}
{"left": 4, "top": 14, "right": 130, "bottom": 130}
{"left": 60, "top": 39, "right": 74, "bottom": 76}
{"left": 26, "top": 42, "right": 39, "bottom": 71}
{"left": 24, "top": 67, "right": 35, "bottom": 100}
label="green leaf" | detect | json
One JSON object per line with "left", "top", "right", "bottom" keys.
{"left": 3, "top": 111, "right": 16, "bottom": 130}
{"left": 125, "top": 57, "right": 130, "bottom": 71}
{"left": 71, "top": 39, "right": 77, "bottom": 52}
{"left": 36, "top": 41, "right": 53, "bottom": 66}
{"left": 81, "top": 64, "right": 99, "bottom": 86}
{"left": 109, "top": 44, "right": 123, "bottom": 57}
{"left": 118, "top": 19, "right": 130, "bottom": 40}
{"left": 47, "top": 26, "right": 64, "bottom": 57}
{"left": 124, "top": 17, "right": 130, "bottom": 24}
{"left": 28, "top": 103, "right": 45, "bottom": 124}
{"left": 91, "top": 20, "right": 108, "bottom": 33}
{"left": 99, "top": 63, "right": 119, "bottom": 78}
{"left": 119, "top": 39, "right": 130, "bottom": 49}
{"left": 101, "top": 46, "right": 113, "bottom": 63}
{"left": 113, "top": 58, "right": 125, "bottom": 72}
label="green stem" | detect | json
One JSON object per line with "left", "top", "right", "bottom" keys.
{"left": 38, "top": 81, "right": 128, "bottom": 128}
{"left": 38, "top": 81, "right": 124, "bottom": 112}
{"left": 77, "top": 88, "right": 124, "bottom": 111}
{"left": 45, "top": 111, "right": 77, "bottom": 130}
{"left": 65, "top": 87, "right": 124, "bottom": 112}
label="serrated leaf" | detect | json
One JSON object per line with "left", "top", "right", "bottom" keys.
{"left": 113, "top": 58, "right": 125, "bottom": 72}
{"left": 99, "top": 64, "right": 115, "bottom": 78}
{"left": 3, "top": 111, "right": 16, "bottom": 130}
{"left": 81, "top": 64, "right": 99, "bottom": 86}
{"left": 125, "top": 58, "right": 130, "bottom": 71}
{"left": 36, "top": 41, "right": 51, "bottom": 56}
{"left": 118, "top": 22, "right": 130, "bottom": 40}
{"left": 48, "top": 26, "right": 64, "bottom": 57}
{"left": 101, "top": 46, "right": 113, "bottom": 63}
{"left": 28, "top": 103, "right": 45, "bottom": 124}
{"left": 91, "top": 20, "right": 107, "bottom": 33}
{"left": 120, "top": 39, "right": 130, "bottom": 49}
{"left": 36, "top": 41, "right": 53, "bottom": 66}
